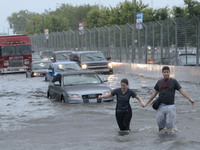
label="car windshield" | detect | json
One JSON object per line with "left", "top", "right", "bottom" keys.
{"left": 179, "top": 55, "right": 197, "bottom": 65}
{"left": 41, "top": 51, "right": 53, "bottom": 58}
{"left": 80, "top": 52, "right": 106, "bottom": 61}
{"left": 32, "top": 62, "right": 52, "bottom": 70}
{"left": 56, "top": 52, "right": 71, "bottom": 60}
{"left": 63, "top": 74, "right": 101, "bottom": 85}
{"left": 54, "top": 63, "right": 80, "bottom": 72}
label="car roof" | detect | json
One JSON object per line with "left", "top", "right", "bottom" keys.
{"left": 72, "top": 51, "right": 101, "bottom": 54}
{"left": 57, "top": 70, "right": 96, "bottom": 76}
{"left": 32, "top": 60, "right": 52, "bottom": 64}
{"left": 52, "top": 61, "right": 77, "bottom": 65}
{"left": 53, "top": 50, "right": 74, "bottom": 54}
{"left": 179, "top": 53, "right": 196, "bottom": 56}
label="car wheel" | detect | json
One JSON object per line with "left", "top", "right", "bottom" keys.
{"left": 47, "top": 91, "right": 50, "bottom": 99}
{"left": 61, "top": 96, "right": 65, "bottom": 103}
{"left": 26, "top": 73, "right": 29, "bottom": 78}
{"left": 97, "top": 98, "right": 102, "bottom": 103}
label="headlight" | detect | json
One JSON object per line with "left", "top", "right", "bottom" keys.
{"left": 33, "top": 72, "right": 38, "bottom": 76}
{"left": 81, "top": 64, "right": 87, "bottom": 69}
{"left": 108, "top": 63, "right": 112, "bottom": 69}
{"left": 68, "top": 94, "right": 81, "bottom": 99}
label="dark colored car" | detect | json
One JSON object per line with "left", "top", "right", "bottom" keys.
{"left": 26, "top": 61, "right": 52, "bottom": 78}
{"left": 70, "top": 51, "right": 113, "bottom": 74}
{"left": 51, "top": 50, "right": 74, "bottom": 62}
{"left": 47, "top": 71, "right": 113, "bottom": 103}
{"left": 171, "top": 53, "right": 200, "bottom": 66}
{"left": 39, "top": 50, "right": 53, "bottom": 60}
{"left": 45, "top": 61, "right": 81, "bottom": 81}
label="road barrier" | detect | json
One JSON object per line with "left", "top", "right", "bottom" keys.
{"left": 112, "top": 62, "right": 200, "bottom": 84}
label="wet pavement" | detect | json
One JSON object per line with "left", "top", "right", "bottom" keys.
{"left": 0, "top": 73, "right": 200, "bottom": 150}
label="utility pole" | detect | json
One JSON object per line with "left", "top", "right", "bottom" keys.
{"left": 133, "top": 0, "right": 136, "bottom": 25}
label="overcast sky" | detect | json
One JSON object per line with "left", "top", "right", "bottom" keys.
{"left": 0, "top": 0, "right": 186, "bottom": 34}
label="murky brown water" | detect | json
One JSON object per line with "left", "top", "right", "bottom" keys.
{"left": 0, "top": 73, "right": 200, "bottom": 150}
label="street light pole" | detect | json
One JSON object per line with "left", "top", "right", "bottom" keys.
{"left": 133, "top": 0, "right": 136, "bottom": 25}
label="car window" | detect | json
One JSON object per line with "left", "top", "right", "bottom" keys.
{"left": 63, "top": 74, "right": 101, "bottom": 85}
{"left": 32, "top": 62, "right": 52, "bottom": 70}
{"left": 80, "top": 52, "right": 106, "bottom": 61}
{"left": 54, "top": 63, "right": 80, "bottom": 72}
{"left": 179, "top": 55, "right": 197, "bottom": 65}
{"left": 56, "top": 52, "right": 71, "bottom": 60}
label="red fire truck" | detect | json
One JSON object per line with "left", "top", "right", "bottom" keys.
{"left": 0, "top": 35, "right": 32, "bottom": 74}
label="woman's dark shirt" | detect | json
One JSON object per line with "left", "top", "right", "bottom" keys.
{"left": 111, "top": 88, "right": 137, "bottom": 113}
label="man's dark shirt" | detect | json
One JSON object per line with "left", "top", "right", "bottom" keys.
{"left": 154, "top": 78, "right": 182, "bottom": 105}
{"left": 111, "top": 88, "right": 136, "bottom": 113}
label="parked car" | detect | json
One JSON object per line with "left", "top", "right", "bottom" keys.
{"left": 153, "top": 57, "right": 172, "bottom": 65}
{"left": 39, "top": 50, "right": 53, "bottom": 60}
{"left": 45, "top": 61, "right": 81, "bottom": 81}
{"left": 26, "top": 60, "right": 52, "bottom": 78}
{"left": 47, "top": 71, "right": 114, "bottom": 103}
{"left": 51, "top": 50, "right": 74, "bottom": 62}
{"left": 171, "top": 53, "right": 199, "bottom": 66}
{"left": 32, "top": 52, "right": 41, "bottom": 62}
{"left": 70, "top": 51, "right": 113, "bottom": 74}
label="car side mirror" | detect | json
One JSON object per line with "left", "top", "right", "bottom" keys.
{"left": 54, "top": 81, "right": 60, "bottom": 86}
{"left": 50, "top": 57, "right": 55, "bottom": 62}
{"left": 101, "top": 77, "right": 108, "bottom": 82}
{"left": 48, "top": 69, "right": 53, "bottom": 73}
{"left": 107, "top": 57, "right": 111, "bottom": 61}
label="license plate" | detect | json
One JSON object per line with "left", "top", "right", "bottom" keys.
{"left": 88, "top": 94, "right": 97, "bottom": 99}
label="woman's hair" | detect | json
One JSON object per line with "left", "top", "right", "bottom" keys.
{"left": 162, "top": 66, "right": 170, "bottom": 72}
{"left": 121, "top": 78, "right": 129, "bottom": 85}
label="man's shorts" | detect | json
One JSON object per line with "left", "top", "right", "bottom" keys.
{"left": 156, "top": 103, "right": 176, "bottom": 129}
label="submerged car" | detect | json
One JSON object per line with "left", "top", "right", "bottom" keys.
{"left": 51, "top": 50, "right": 73, "bottom": 62}
{"left": 26, "top": 61, "right": 52, "bottom": 78}
{"left": 70, "top": 51, "right": 113, "bottom": 74}
{"left": 171, "top": 53, "right": 200, "bottom": 66}
{"left": 45, "top": 61, "right": 81, "bottom": 81}
{"left": 47, "top": 71, "right": 113, "bottom": 103}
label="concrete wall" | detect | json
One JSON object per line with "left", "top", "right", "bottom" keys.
{"left": 112, "top": 62, "right": 200, "bottom": 84}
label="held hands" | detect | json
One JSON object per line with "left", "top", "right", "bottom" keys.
{"left": 140, "top": 101, "right": 146, "bottom": 108}
{"left": 190, "top": 99, "right": 195, "bottom": 106}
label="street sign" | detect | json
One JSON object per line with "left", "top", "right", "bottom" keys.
{"left": 136, "top": 12, "right": 143, "bottom": 29}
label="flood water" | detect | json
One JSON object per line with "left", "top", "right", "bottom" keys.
{"left": 0, "top": 73, "right": 200, "bottom": 150}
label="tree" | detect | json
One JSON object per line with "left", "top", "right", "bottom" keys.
{"left": 171, "top": 6, "right": 187, "bottom": 18}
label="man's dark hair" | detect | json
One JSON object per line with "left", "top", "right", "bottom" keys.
{"left": 121, "top": 78, "right": 129, "bottom": 85}
{"left": 162, "top": 66, "right": 170, "bottom": 72}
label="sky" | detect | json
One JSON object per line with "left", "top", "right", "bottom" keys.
{"left": 0, "top": 0, "right": 187, "bottom": 34}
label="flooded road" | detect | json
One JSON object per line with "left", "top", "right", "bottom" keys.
{"left": 0, "top": 73, "right": 200, "bottom": 150}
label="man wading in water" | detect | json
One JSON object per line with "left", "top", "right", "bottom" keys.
{"left": 99, "top": 78, "right": 145, "bottom": 131}
{"left": 144, "top": 66, "right": 195, "bottom": 133}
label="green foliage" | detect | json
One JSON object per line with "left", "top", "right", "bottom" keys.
{"left": 7, "top": 0, "right": 200, "bottom": 34}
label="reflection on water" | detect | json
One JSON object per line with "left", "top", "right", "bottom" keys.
{"left": 0, "top": 73, "right": 200, "bottom": 150}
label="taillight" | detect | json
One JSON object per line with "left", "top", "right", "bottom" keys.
{"left": 3, "top": 60, "right": 9, "bottom": 66}
{"left": 24, "top": 59, "right": 30, "bottom": 65}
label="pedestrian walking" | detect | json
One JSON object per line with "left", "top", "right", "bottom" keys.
{"left": 99, "top": 78, "right": 145, "bottom": 131}
{"left": 144, "top": 66, "right": 195, "bottom": 133}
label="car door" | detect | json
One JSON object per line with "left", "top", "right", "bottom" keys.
{"left": 50, "top": 74, "right": 62, "bottom": 101}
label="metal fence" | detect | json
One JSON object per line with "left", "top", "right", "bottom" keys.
{"left": 30, "top": 16, "right": 200, "bottom": 65}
